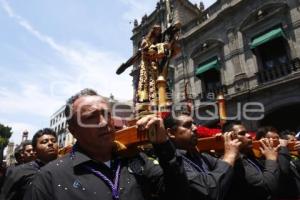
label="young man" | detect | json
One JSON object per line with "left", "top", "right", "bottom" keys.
{"left": 21, "top": 140, "right": 35, "bottom": 163}
{"left": 222, "top": 121, "right": 280, "bottom": 200}
{"left": 0, "top": 128, "right": 58, "bottom": 200}
{"left": 164, "top": 113, "right": 241, "bottom": 200}
{"left": 24, "top": 89, "right": 188, "bottom": 200}
{"left": 13, "top": 146, "right": 24, "bottom": 166}
{"left": 31, "top": 128, "right": 58, "bottom": 165}
{"left": 257, "top": 126, "right": 300, "bottom": 199}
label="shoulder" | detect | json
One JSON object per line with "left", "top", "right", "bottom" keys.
{"left": 40, "top": 154, "right": 72, "bottom": 173}
{"left": 201, "top": 152, "right": 217, "bottom": 160}
{"left": 5, "top": 165, "right": 15, "bottom": 175}
{"left": 32, "top": 155, "right": 73, "bottom": 188}
{"left": 23, "top": 161, "right": 40, "bottom": 170}
{"left": 200, "top": 153, "right": 219, "bottom": 166}
{"left": 6, "top": 162, "right": 36, "bottom": 177}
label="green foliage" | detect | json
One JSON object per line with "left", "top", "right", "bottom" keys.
{"left": 0, "top": 123, "right": 13, "bottom": 148}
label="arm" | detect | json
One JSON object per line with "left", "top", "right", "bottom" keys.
{"left": 239, "top": 157, "right": 279, "bottom": 200}
{"left": 262, "top": 160, "right": 280, "bottom": 196}
{"left": 188, "top": 154, "right": 234, "bottom": 200}
{"left": 0, "top": 167, "right": 21, "bottom": 200}
{"left": 278, "top": 145, "right": 291, "bottom": 175}
{"left": 253, "top": 139, "right": 280, "bottom": 197}
{"left": 152, "top": 141, "right": 189, "bottom": 200}
{"left": 23, "top": 171, "right": 54, "bottom": 200}
{"left": 136, "top": 116, "right": 189, "bottom": 200}
{"left": 187, "top": 132, "right": 239, "bottom": 200}
{"left": 291, "top": 141, "right": 300, "bottom": 174}
{"left": 0, "top": 164, "right": 37, "bottom": 200}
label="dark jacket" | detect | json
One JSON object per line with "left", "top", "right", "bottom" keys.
{"left": 277, "top": 147, "right": 300, "bottom": 199}
{"left": 225, "top": 154, "right": 279, "bottom": 200}
{"left": 0, "top": 160, "right": 44, "bottom": 200}
{"left": 23, "top": 141, "right": 188, "bottom": 200}
{"left": 178, "top": 150, "right": 234, "bottom": 200}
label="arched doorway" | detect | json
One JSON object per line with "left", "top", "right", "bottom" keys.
{"left": 260, "top": 104, "right": 300, "bottom": 132}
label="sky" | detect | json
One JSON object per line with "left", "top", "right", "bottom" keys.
{"left": 0, "top": 0, "right": 216, "bottom": 146}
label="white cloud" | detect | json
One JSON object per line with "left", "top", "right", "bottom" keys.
{"left": 0, "top": 118, "right": 38, "bottom": 144}
{"left": 0, "top": 84, "right": 62, "bottom": 118}
{"left": 1, "top": 119, "right": 39, "bottom": 156}
{"left": 0, "top": 0, "right": 134, "bottom": 147}
{"left": 0, "top": 0, "right": 218, "bottom": 115}
{"left": 0, "top": 0, "right": 218, "bottom": 148}
{"left": 0, "top": 0, "right": 133, "bottom": 107}
{"left": 118, "top": 0, "right": 156, "bottom": 22}
{"left": 1, "top": 0, "right": 121, "bottom": 74}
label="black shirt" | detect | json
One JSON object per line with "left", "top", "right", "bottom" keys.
{"left": 0, "top": 160, "right": 44, "bottom": 200}
{"left": 225, "top": 154, "right": 279, "bottom": 200}
{"left": 24, "top": 141, "right": 188, "bottom": 200}
{"left": 277, "top": 147, "right": 300, "bottom": 199}
{"left": 178, "top": 151, "right": 234, "bottom": 200}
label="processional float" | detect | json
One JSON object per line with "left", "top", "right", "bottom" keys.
{"left": 113, "top": 3, "right": 297, "bottom": 157}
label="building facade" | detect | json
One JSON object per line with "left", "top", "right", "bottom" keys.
{"left": 130, "top": 0, "right": 300, "bottom": 131}
{"left": 5, "top": 142, "right": 15, "bottom": 166}
{"left": 50, "top": 105, "right": 75, "bottom": 149}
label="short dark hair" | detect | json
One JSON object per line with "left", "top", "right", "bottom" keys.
{"left": 163, "top": 114, "right": 179, "bottom": 130}
{"left": 64, "top": 88, "right": 98, "bottom": 125}
{"left": 163, "top": 112, "right": 191, "bottom": 130}
{"left": 255, "top": 126, "right": 279, "bottom": 140}
{"left": 21, "top": 140, "right": 32, "bottom": 150}
{"left": 14, "top": 145, "right": 23, "bottom": 159}
{"left": 222, "top": 120, "right": 243, "bottom": 133}
{"left": 32, "top": 128, "right": 57, "bottom": 149}
{"left": 280, "top": 129, "right": 293, "bottom": 140}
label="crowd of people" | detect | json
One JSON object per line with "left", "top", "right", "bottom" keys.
{"left": 0, "top": 88, "right": 299, "bottom": 200}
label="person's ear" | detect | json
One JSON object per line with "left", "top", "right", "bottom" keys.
{"left": 167, "top": 128, "right": 175, "bottom": 139}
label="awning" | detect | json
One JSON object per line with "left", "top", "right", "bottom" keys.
{"left": 196, "top": 58, "right": 220, "bottom": 76}
{"left": 250, "top": 27, "right": 286, "bottom": 49}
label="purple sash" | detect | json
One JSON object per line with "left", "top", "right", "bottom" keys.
{"left": 84, "top": 162, "right": 121, "bottom": 200}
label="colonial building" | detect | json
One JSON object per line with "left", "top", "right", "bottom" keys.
{"left": 50, "top": 105, "right": 74, "bottom": 148}
{"left": 130, "top": 0, "right": 300, "bottom": 131}
{"left": 5, "top": 142, "right": 15, "bottom": 166}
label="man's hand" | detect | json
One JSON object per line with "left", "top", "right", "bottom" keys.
{"left": 222, "top": 132, "right": 241, "bottom": 166}
{"left": 136, "top": 115, "right": 168, "bottom": 144}
{"left": 294, "top": 141, "right": 300, "bottom": 153}
{"left": 259, "top": 138, "right": 279, "bottom": 161}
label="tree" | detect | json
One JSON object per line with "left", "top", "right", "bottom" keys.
{"left": 0, "top": 123, "right": 13, "bottom": 165}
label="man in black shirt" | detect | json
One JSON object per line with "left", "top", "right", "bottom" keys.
{"left": 163, "top": 113, "right": 241, "bottom": 200}
{"left": 14, "top": 146, "right": 25, "bottom": 166}
{"left": 222, "top": 121, "right": 280, "bottom": 200}
{"left": 21, "top": 140, "right": 35, "bottom": 164}
{"left": 24, "top": 88, "right": 188, "bottom": 200}
{"left": 0, "top": 128, "right": 58, "bottom": 200}
{"left": 3, "top": 141, "right": 34, "bottom": 184}
{"left": 256, "top": 127, "right": 300, "bottom": 199}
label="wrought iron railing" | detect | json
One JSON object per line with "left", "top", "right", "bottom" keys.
{"left": 199, "top": 85, "right": 228, "bottom": 102}
{"left": 255, "top": 58, "right": 300, "bottom": 84}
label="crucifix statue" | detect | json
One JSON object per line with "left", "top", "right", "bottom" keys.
{"left": 116, "top": 22, "right": 181, "bottom": 116}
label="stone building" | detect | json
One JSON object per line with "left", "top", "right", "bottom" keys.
{"left": 130, "top": 0, "right": 300, "bottom": 131}
{"left": 5, "top": 142, "right": 15, "bottom": 166}
{"left": 50, "top": 105, "right": 74, "bottom": 149}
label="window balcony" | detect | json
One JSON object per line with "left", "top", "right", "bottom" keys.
{"left": 199, "top": 85, "right": 228, "bottom": 102}
{"left": 255, "top": 58, "right": 300, "bottom": 84}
